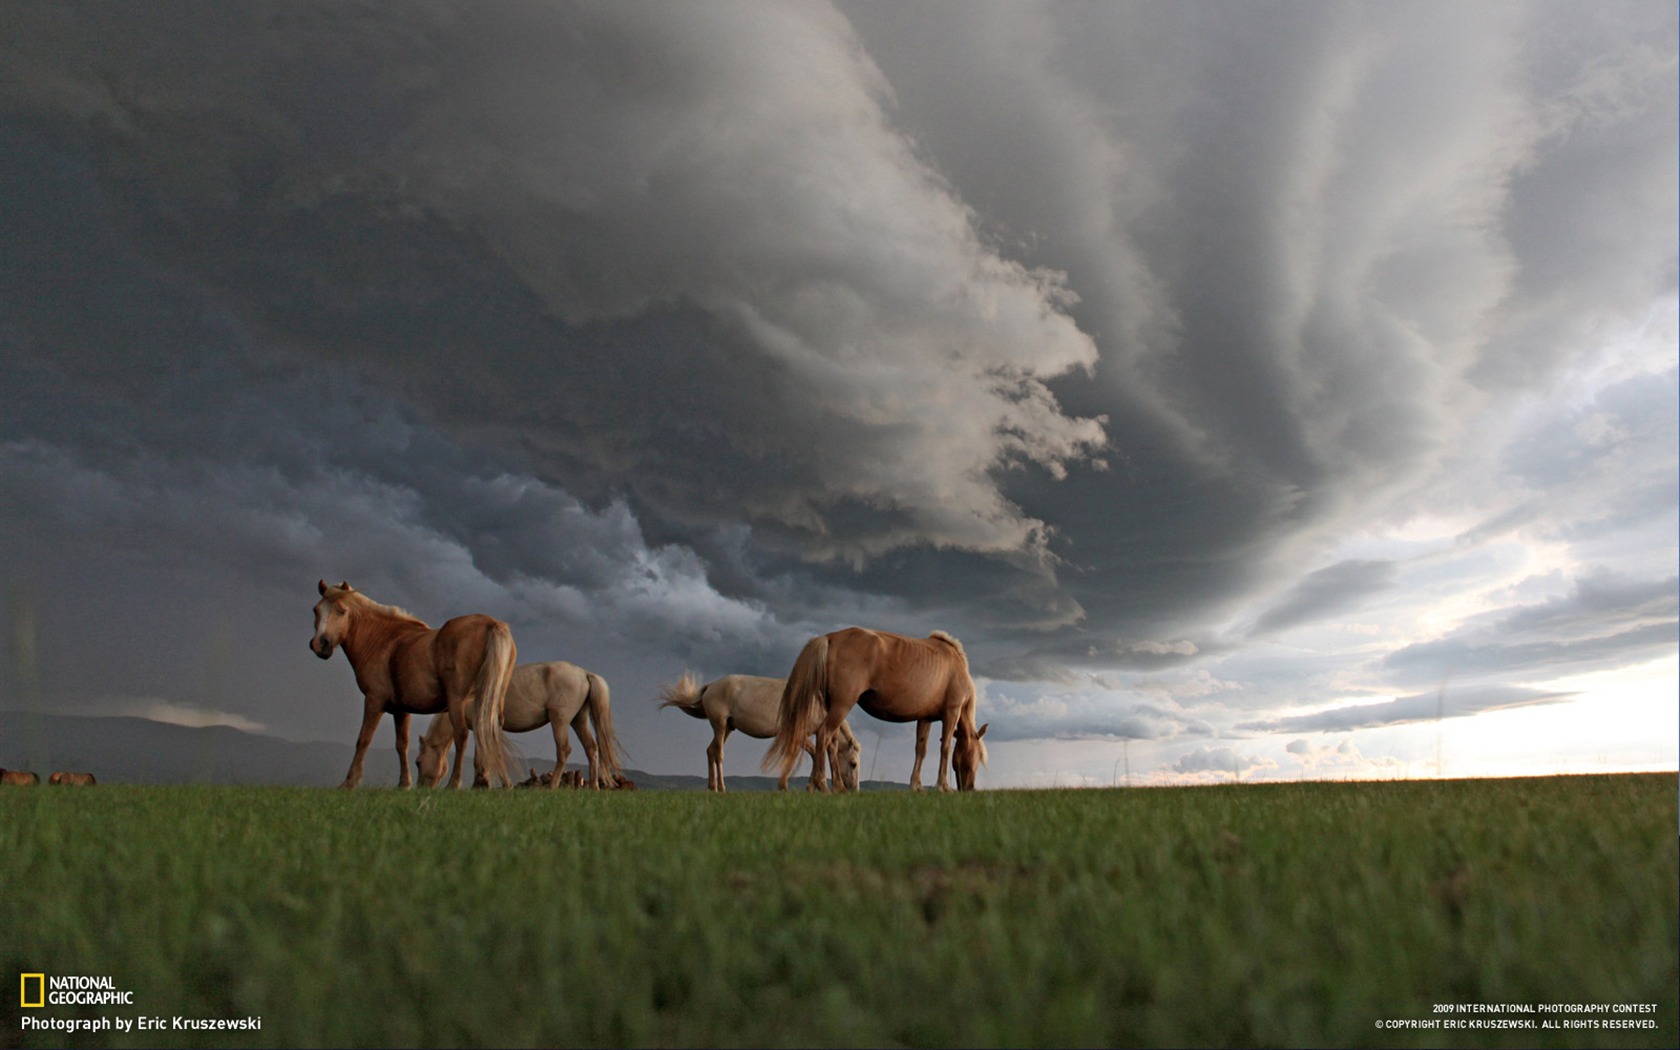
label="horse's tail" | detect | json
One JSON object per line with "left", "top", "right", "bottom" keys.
{"left": 763, "top": 634, "right": 829, "bottom": 780}
{"left": 472, "top": 621, "right": 517, "bottom": 787}
{"left": 585, "top": 672, "right": 627, "bottom": 784}
{"left": 656, "top": 671, "right": 707, "bottom": 718}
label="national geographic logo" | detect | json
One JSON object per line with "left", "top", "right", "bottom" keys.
{"left": 17, "top": 973, "right": 133, "bottom": 1006}
{"left": 15, "top": 971, "right": 261, "bottom": 1036}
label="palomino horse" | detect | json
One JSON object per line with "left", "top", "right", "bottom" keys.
{"left": 1, "top": 769, "right": 41, "bottom": 786}
{"left": 658, "top": 673, "right": 860, "bottom": 792}
{"left": 415, "top": 660, "right": 626, "bottom": 791}
{"left": 49, "top": 772, "right": 97, "bottom": 785}
{"left": 309, "top": 580, "right": 515, "bottom": 789}
{"left": 765, "top": 627, "right": 988, "bottom": 792}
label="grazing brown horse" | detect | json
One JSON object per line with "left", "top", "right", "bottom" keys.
{"left": 48, "top": 772, "right": 97, "bottom": 785}
{"left": 765, "top": 627, "right": 988, "bottom": 792}
{"left": 658, "top": 672, "right": 860, "bottom": 792}
{"left": 1, "top": 768, "right": 41, "bottom": 786}
{"left": 310, "top": 580, "right": 515, "bottom": 789}
{"left": 415, "top": 660, "right": 626, "bottom": 790}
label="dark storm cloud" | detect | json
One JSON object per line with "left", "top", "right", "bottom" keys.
{"left": 1246, "top": 560, "right": 1397, "bottom": 638}
{"left": 2, "top": 1, "right": 1106, "bottom": 565}
{"left": 1238, "top": 685, "right": 1572, "bottom": 734}
{"left": 1, "top": 2, "right": 1674, "bottom": 767}
{"left": 843, "top": 0, "right": 1677, "bottom": 642}
{"left": 981, "top": 693, "right": 1215, "bottom": 744}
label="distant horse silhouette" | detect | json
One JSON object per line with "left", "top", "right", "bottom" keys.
{"left": 765, "top": 628, "right": 987, "bottom": 792}
{"left": 659, "top": 673, "right": 860, "bottom": 792}
{"left": 516, "top": 769, "right": 552, "bottom": 789}
{"left": 415, "top": 660, "right": 626, "bottom": 790}
{"left": 309, "top": 580, "right": 515, "bottom": 789}
{"left": 48, "top": 771, "right": 97, "bottom": 785}
{"left": 1, "top": 768, "right": 40, "bottom": 786}
{"left": 512, "top": 767, "right": 636, "bottom": 790}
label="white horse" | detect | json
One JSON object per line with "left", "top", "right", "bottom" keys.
{"left": 659, "top": 672, "right": 861, "bottom": 792}
{"left": 417, "top": 660, "right": 625, "bottom": 790}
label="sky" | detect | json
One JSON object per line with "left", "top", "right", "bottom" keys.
{"left": 1, "top": 1, "right": 1674, "bottom": 789}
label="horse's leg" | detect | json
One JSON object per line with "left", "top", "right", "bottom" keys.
{"left": 571, "top": 715, "right": 598, "bottom": 789}
{"left": 807, "top": 661, "right": 863, "bottom": 793}
{"left": 709, "top": 721, "right": 730, "bottom": 793}
{"left": 936, "top": 716, "right": 956, "bottom": 792}
{"left": 783, "top": 736, "right": 816, "bottom": 793}
{"left": 393, "top": 711, "right": 413, "bottom": 789}
{"left": 572, "top": 714, "right": 600, "bottom": 789}
{"left": 340, "top": 700, "right": 384, "bottom": 789}
{"left": 807, "top": 721, "right": 832, "bottom": 793}
{"left": 446, "top": 701, "right": 471, "bottom": 789}
{"left": 548, "top": 717, "right": 571, "bottom": 791}
{"left": 811, "top": 703, "right": 858, "bottom": 794}
{"left": 909, "top": 719, "right": 932, "bottom": 792}
{"left": 468, "top": 722, "right": 488, "bottom": 787}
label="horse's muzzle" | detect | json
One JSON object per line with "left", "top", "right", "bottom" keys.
{"left": 310, "top": 637, "right": 332, "bottom": 659}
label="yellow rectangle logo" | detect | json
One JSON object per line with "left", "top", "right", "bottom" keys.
{"left": 20, "top": 973, "right": 45, "bottom": 1008}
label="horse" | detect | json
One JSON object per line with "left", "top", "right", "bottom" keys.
{"left": 659, "top": 673, "right": 861, "bottom": 792}
{"left": 512, "top": 767, "right": 634, "bottom": 789}
{"left": 48, "top": 772, "right": 97, "bottom": 785}
{"left": 765, "top": 627, "right": 988, "bottom": 792}
{"left": 309, "top": 580, "right": 515, "bottom": 789}
{"left": 516, "top": 770, "right": 551, "bottom": 789}
{"left": 1, "top": 769, "right": 40, "bottom": 786}
{"left": 414, "top": 660, "right": 626, "bottom": 791}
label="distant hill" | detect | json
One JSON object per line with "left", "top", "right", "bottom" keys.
{"left": 0, "top": 712, "right": 906, "bottom": 791}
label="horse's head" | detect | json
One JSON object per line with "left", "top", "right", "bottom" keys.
{"left": 415, "top": 735, "right": 448, "bottom": 788}
{"left": 833, "top": 734, "right": 862, "bottom": 792}
{"left": 953, "top": 722, "right": 989, "bottom": 791}
{"left": 310, "top": 579, "right": 354, "bottom": 659}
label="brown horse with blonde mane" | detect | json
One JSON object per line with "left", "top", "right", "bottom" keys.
{"left": 49, "top": 772, "right": 97, "bottom": 785}
{"left": 310, "top": 580, "right": 515, "bottom": 789}
{"left": 765, "top": 627, "right": 987, "bottom": 792}
{"left": 1, "top": 769, "right": 41, "bottom": 786}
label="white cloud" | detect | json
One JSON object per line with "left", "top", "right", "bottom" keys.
{"left": 74, "top": 697, "right": 268, "bottom": 735}
{"left": 1172, "top": 746, "right": 1278, "bottom": 778}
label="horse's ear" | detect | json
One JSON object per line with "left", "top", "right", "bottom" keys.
{"left": 318, "top": 579, "right": 328, "bottom": 595}
{"left": 339, "top": 580, "right": 351, "bottom": 591}
{"left": 977, "top": 723, "right": 989, "bottom": 739}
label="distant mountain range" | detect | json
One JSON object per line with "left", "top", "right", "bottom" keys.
{"left": 0, "top": 712, "right": 905, "bottom": 791}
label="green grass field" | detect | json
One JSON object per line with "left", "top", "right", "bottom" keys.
{"left": 2, "top": 773, "right": 1674, "bottom": 1048}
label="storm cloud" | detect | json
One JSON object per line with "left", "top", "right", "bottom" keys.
{"left": 1240, "top": 685, "right": 1574, "bottom": 735}
{"left": 1, "top": 1, "right": 1673, "bottom": 782}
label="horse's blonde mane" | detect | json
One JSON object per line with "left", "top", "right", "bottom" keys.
{"left": 333, "top": 586, "right": 423, "bottom": 625}
{"left": 929, "top": 630, "right": 965, "bottom": 656}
